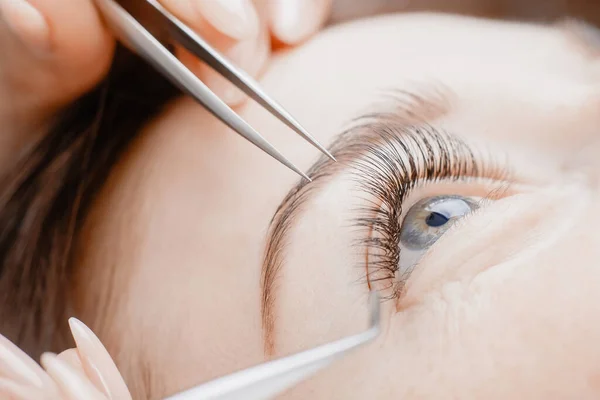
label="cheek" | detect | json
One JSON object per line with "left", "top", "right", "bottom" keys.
{"left": 401, "top": 182, "right": 587, "bottom": 307}
{"left": 283, "top": 221, "right": 600, "bottom": 400}
{"left": 383, "top": 189, "right": 600, "bottom": 398}
{"left": 286, "top": 183, "right": 600, "bottom": 399}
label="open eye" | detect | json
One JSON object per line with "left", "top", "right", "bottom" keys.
{"left": 397, "top": 195, "right": 479, "bottom": 275}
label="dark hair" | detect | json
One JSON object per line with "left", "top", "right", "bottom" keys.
{"left": 0, "top": 44, "right": 177, "bottom": 359}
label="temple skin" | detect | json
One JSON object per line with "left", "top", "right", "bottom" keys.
{"left": 60, "top": 13, "right": 600, "bottom": 399}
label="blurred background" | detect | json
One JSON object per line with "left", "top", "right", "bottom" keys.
{"left": 330, "top": 0, "right": 600, "bottom": 27}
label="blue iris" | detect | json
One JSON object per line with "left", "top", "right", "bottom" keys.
{"left": 425, "top": 211, "right": 450, "bottom": 227}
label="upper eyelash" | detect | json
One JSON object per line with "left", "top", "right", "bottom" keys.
{"left": 349, "top": 123, "right": 509, "bottom": 301}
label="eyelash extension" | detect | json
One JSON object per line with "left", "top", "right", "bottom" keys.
{"left": 349, "top": 122, "right": 509, "bottom": 301}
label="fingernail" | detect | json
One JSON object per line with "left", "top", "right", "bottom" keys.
{"left": 0, "top": 335, "right": 45, "bottom": 388}
{"left": 56, "top": 349, "right": 84, "bottom": 375}
{"left": 41, "top": 353, "right": 105, "bottom": 400}
{"left": 270, "top": 0, "right": 330, "bottom": 44}
{"left": 69, "top": 318, "right": 130, "bottom": 400}
{"left": 197, "top": 0, "right": 259, "bottom": 40}
{"left": 0, "top": 0, "right": 50, "bottom": 51}
{"left": 0, "top": 377, "right": 44, "bottom": 400}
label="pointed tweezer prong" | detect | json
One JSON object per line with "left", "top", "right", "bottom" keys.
{"left": 165, "top": 292, "right": 380, "bottom": 400}
{"left": 95, "top": 0, "right": 311, "bottom": 181}
{"left": 145, "top": 0, "right": 336, "bottom": 162}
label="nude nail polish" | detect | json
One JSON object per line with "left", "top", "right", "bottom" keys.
{"left": 198, "top": 0, "right": 259, "bottom": 40}
{"left": 270, "top": 0, "right": 330, "bottom": 44}
{"left": 41, "top": 353, "right": 105, "bottom": 400}
{"left": 0, "top": 377, "right": 45, "bottom": 400}
{"left": 270, "top": 0, "right": 313, "bottom": 44}
{"left": 0, "top": 0, "right": 50, "bottom": 51}
{"left": 57, "top": 348, "right": 86, "bottom": 377}
{"left": 0, "top": 335, "right": 45, "bottom": 388}
{"left": 69, "top": 318, "right": 131, "bottom": 400}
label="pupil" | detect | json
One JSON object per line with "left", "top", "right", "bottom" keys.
{"left": 425, "top": 212, "right": 449, "bottom": 227}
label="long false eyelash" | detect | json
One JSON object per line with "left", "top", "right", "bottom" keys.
{"left": 349, "top": 123, "right": 508, "bottom": 301}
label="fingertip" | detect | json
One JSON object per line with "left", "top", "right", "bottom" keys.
{"left": 0, "top": 333, "right": 47, "bottom": 389}
{"left": 68, "top": 318, "right": 131, "bottom": 400}
{"left": 196, "top": 0, "right": 259, "bottom": 40}
{"left": 269, "top": 0, "right": 332, "bottom": 45}
{"left": 0, "top": 0, "right": 50, "bottom": 52}
{"left": 41, "top": 352, "right": 105, "bottom": 400}
{"left": 179, "top": 29, "right": 271, "bottom": 107}
{"left": 0, "top": 377, "right": 45, "bottom": 399}
{"left": 56, "top": 349, "right": 83, "bottom": 374}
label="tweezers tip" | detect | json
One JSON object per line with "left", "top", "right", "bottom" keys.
{"left": 316, "top": 143, "right": 336, "bottom": 162}
{"left": 290, "top": 124, "right": 335, "bottom": 162}
{"left": 322, "top": 148, "right": 336, "bottom": 162}
{"left": 368, "top": 291, "right": 381, "bottom": 331}
{"left": 286, "top": 161, "right": 311, "bottom": 182}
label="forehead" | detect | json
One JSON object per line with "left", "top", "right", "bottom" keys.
{"left": 276, "top": 14, "right": 600, "bottom": 167}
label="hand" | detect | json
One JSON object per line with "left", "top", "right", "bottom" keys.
{"left": 0, "top": 319, "right": 131, "bottom": 399}
{"left": 0, "top": 0, "right": 331, "bottom": 172}
{"left": 165, "top": 0, "right": 333, "bottom": 105}
{"left": 0, "top": 0, "right": 332, "bottom": 122}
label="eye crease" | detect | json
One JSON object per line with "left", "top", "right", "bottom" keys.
{"left": 351, "top": 123, "right": 510, "bottom": 300}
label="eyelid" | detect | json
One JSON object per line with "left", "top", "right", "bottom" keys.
{"left": 399, "top": 180, "right": 515, "bottom": 219}
{"left": 362, "top": 179, "right": 514, "bottom": 299}
{"left": 351, "top": 125, "right": 511, "bottom": 302}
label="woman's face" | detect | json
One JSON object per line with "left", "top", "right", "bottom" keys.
{"left": 75, "top": 13, "right": 600, "bottom": 399}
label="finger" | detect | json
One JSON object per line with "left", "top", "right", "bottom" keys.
{"left": 0, "top": 334, "right": 58, "bottom": 393}
{"left": 0, "top": 377, "right": 47, "bottom": 400}
{"left": 0, "top": 0, "right": 114, "bottom": 109}
{"left": 161, "top": 0, "right": 269, "bottom": 106}
{"left": 56, "top": 350, "right": 84, "bottom": 376}
{"left": 0, "top": 0, "right": 50, "bottom": 52}
{"left": 40, "top": 353, "right": 106, "bottom": 400}
{"left": 194, "top": 0, "right": 259, "bottom": 40}
{"left": 178, "top": 25, "right": 271, "bottom": 106}
{"left": 159, "top": 0, "right": 233, "bottom": 44}
{"left": 268, "top": 0, "right": 333, "bottom": 45}
{"left": 23, "top": 0, "right": 111, "bottom": 58}
{"left": 69, "top": 318, "right": 131, "bottom": 400}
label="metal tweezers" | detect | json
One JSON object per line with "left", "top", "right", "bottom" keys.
{"left": 94, "top": 0, "right": 335, "bottom": 181}
{"left": 164, "top": 292, "right": 380, "bottom": 400}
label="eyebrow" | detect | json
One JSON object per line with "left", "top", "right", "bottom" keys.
{"left": 260, "top": 87, "right": 452, "bottom": 355}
